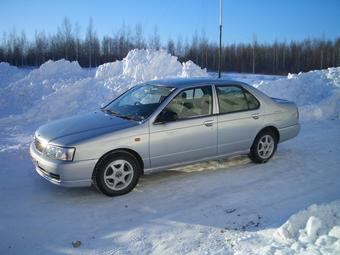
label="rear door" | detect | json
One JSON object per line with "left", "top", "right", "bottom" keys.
{"left": 215, "top": 85, "right": 263, "bottom": 155}
{"left": 149, "top": 86, "right": 218, "bottom": 168}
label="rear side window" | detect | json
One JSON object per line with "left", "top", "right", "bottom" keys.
{"left": 216, "top": 86, "right": 248, "bottom": 113}
{"left": 216, "top": 85, "right": 259, "bottom": 114}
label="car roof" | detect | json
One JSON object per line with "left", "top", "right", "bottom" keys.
{"left": 147, "top": 78, "right": 247, "bottom": 89}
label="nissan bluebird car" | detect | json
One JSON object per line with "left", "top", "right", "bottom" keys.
{"left": 30, "top": 78, "right": 300, "bottom": 196}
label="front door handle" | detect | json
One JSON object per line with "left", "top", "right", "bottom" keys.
{"left": 251, "top": 113, "right": 260, "bottom": 119}
{"left": 204, "top": 120, "right": 215, "bottom": 127}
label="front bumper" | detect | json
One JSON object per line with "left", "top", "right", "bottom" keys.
{"left": 29, "top": 143, "right": 97, "bottom": 187}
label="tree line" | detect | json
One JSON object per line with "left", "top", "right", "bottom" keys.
{"left": 0, "top": 18, "right": 339, "bottom": 74}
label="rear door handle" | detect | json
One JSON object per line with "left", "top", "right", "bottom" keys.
{"left": 203, "top": 120, "right": 215, "bottom": 127}
{"left": 251, "top": 113, "right": 260, "bottom": 119}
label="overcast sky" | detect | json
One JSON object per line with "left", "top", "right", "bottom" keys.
{"left": 1, "top": 0, "right": 339, "bottom": 44}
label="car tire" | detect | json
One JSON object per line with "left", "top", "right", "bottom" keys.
{"left": 249, "top": 130, "right": 278, "bottom": 163}
{"left": 93, "top": 151, "right": 141, "bottom": 196}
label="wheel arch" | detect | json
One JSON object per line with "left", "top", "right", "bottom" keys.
{"left": 257, "top": 125, "right": 280, "bottom": 142}
{"left": 92, "top": 148, "right": 144, "bottom": 180}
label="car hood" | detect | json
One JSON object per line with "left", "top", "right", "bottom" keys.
{"left": 36, "top": 111, "right": 138, "bottom": 143}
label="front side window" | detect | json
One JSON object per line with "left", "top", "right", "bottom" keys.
{"left": 216, "top": 86, "right": 249, "bottom": 114}
{"left": 104, "top": 84, "right": 175, "bottom": 120}
{"left": 161, "top": 86, "right": 213, "bottom": 120}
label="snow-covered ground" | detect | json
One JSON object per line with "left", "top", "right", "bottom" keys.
{"left": 0, "top": 49, "right": 339, "bottom": 254}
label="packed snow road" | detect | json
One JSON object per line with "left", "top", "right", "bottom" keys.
{"left": 0, "top": 120, "right": 339, "bottom": 254}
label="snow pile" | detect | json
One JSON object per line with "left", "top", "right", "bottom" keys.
{"left": 1, "top": 50, "right": 339, "bottom": 123}
{"left": 0, "top": 50, "right": 207, "bottom": 124}
{"left": 256, "top": 67, "right": 340, "bottom": 120}
{"left": 272, "top": 200, "right": 340, "bottom": 254}
{"left": 121, "top": 49, "right": 181, "bottom": 80}
{"left": 182, "top": 60, "right": 209, "bottom": 77}
{"left": 95, "top": 61, "right": 123, "bottom": 79}
{"left": 235, "top": 200, "right": 340, "bottom": 255}
{"left": 26, "top": 59, "right": 85, "bottom": 82}
{"left": 96, "top": 49, "right": 207, "bottom": 81}
{"left": 0, "top": 59, "right": 90, "bottom": 116}
{"left": 0, "top": 62, "right": 28, "bottom": 88}
{"left": 95, "top": 50, "right": 207, "bottom": 95}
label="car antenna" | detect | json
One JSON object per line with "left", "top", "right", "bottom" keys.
{"left": 218, "top": 0, "right": 223, "bottom": 79}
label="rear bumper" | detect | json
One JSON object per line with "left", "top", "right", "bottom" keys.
{"left": 29, "top": 143, "right": 97, "bottom": 187}
{"left": 279, "top": 123, "right": 300, "bottom": 143}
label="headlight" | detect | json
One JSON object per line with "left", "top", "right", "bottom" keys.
{"left": 44, "top": 144, "right": 75, "bottom": 161}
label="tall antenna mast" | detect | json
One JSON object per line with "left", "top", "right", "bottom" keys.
{"left": 218, "top": 0, "right": 223, "bottom": 78}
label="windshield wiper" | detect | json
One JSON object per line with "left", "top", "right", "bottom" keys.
{"left": 101, "top": 108, "right": 143, "bottom": 121}
{"left": 101, "top": 108, "right": 118, "bottom": 115}
{"left": 117, "top": 114, "right": 143, "bottom": 121}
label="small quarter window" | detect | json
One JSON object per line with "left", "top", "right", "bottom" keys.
{"left": 244, "top": 89, "right": 260, "bottom": 110}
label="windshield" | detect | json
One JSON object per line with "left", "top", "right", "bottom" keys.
{"left": 103, "top": 84, "right": 175, "bottom": 121}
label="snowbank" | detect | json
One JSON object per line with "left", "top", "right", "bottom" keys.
{"left": 271, "top": 201, "right": 340, "bottom": 254}
{"left": 0, "top": 59, "right": 91, "bottom": 116}
{"left": 1, "top": 50, "right": 339, "bottom": 123}
{"left": 0, "top": 62, "right": 28, "bottom": 88}
{"left": 256, "top": 67, "right": 340, "bottom": 120}
{"left": 234, "top": 200, "right": 340, "bottom": 255}
{"left": 0, "top": 49, "right": 207, "bottom": 124}
{"left": 95, "top": 61, "right": 123, "bottom": 79}
{"left": 182, "top": 60, "right": 209, "bottom": 77}
{"left": 95, "top": 49, "right": 207, "bottom": 80}
{"left": 25, "top": 59, "right": 85, "bottom": 81}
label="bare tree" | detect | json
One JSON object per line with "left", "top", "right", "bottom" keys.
{"left": 134, "top": 24, "right": 146, "bottom": 49}
{"left": 34, "top": 31, "right": 48, "bottom": 65}
{"left": 0, "top": 18, "right": 339, "bottom": 73}
{"left": 167, "top": 39, "right": 175, "bottom": 55}
{"left": 74, "top": 22, "right": 81, "bottom": 61}
{"left": 176, "top": 36, "right": 183, "bottom": 57}
{"left": 252, "top": 34, "right": 257, "bottom": 74}
{"left": 148, "top": 26, "right": 160, "bottom": 50}
{"left": 86, "top": 18, "right": 95, "bottom": 67}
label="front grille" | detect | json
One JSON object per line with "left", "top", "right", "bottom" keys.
{"left": 34, "top": 137, "right": 44, "bottom": 153}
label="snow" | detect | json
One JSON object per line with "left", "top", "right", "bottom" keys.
{"left": 254, "top": 68, "right": 340, "bottom": 121}
{"left": 209, "top": 71, "right": 283, "bottom": 86}
{"left": 0, "top": 49, "right": 207, "bottom": 122}
{"left": 0, "top": 59, "right": 92, "bottom": 117}
{"left": 218, "top": 68, "right": 340, "bottom": 121}
{"left": 1, "top": 121, "right": 339, "bottom": 255}
{"left": 0, "top": 49, "right": 339, "bottom": 254}
{"left": 96, "top": 49, "right": 207, "bottom": 81}
{"left": 235, "top": 200, "right": 340, "bottom": 255}
{"left": 0, "top": 62, "right": 30, "bottom": 88}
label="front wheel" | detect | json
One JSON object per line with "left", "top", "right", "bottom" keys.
{"left": 94, "top": 152, "right": 141, "bottom": 196}
{"left": 249, "top": 130, "right": 278, "bottom": 163}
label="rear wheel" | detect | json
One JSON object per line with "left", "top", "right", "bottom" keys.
{"left": 94, "top": 152, "right": 141, "bottom": 196}
{"left": 249, "top": 130, "right": 278, "bottom": 163}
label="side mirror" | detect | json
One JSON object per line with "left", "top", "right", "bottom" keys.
{"left": 155, "top": 110, "right": 178, "bottom": 124}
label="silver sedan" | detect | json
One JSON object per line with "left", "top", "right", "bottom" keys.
{"left": 30, "top": 78, "right": 300, "bottom": 196}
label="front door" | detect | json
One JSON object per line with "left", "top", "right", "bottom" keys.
{"left": 149, "top": 86, "right": 217, "bottom": 169}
